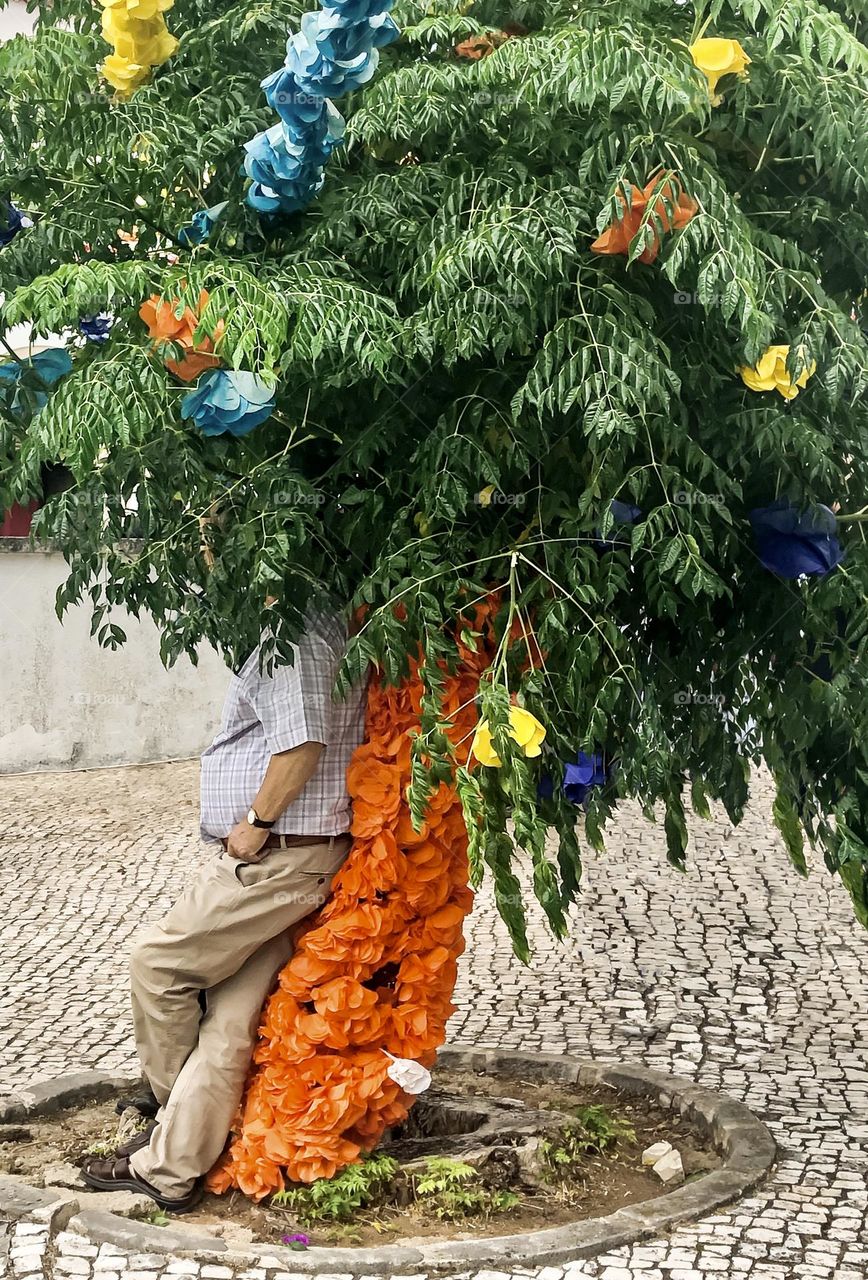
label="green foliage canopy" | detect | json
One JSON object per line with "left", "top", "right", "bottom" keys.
{"left": 2, "top": 0, "right": 868, "bottom": 951}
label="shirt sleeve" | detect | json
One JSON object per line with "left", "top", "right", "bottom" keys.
{"left": 243, "top": 632, "right": 338, "bottom": 755}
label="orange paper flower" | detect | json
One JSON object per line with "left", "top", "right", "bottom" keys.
{"left": 206, "top": 608, "right": 500, "bottom": 1197}
{"left": 591, "top": 173, "right": 698, "bottom": 265}
{"left": 139, "top": 288, "right": 224, "bottom": 381}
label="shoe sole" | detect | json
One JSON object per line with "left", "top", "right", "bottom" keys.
{"left": 79, "top": 1167, "right": 199, "bottom": 1213}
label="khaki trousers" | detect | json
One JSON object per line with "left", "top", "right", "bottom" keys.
{"left": 128, "top": 836, "right": 351, "bottom": 1198}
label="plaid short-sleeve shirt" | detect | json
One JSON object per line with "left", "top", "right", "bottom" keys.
{"left": 199, "top": 613, "right": 367, "bottom": 841}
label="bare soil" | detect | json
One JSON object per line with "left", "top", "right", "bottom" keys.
{"left": 0, "top": 1067, "right": 718, "bottom": 1250}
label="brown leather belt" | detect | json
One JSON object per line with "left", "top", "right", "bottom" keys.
{"left": 220, "top": 832, "right": 350, "bottom": 852}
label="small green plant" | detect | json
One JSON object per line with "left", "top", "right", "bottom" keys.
{"left": 542, "top": 1104, "right": 636, "bottom": 1177}
{"left": 270, "top": 1153, "right": 398, "bottom": 1223}
{"left": 81, "top": 1139, "right": 116, "bottom": 1157}
{"left": 412, "top": 1157, "right": 519, "bottom": 1221}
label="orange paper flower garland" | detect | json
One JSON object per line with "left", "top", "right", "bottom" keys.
{"left": 206, "top": 612, "right": 496, "bottom": 1198}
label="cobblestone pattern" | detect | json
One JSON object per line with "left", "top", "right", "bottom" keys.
{"left": 1, "top": 762, "right": 867, "bottom": 1280}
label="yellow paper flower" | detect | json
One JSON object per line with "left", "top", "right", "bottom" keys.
{"left": 471, "top": 706, "right": 547, "bottom": 767}
{"left": 739, "top": 345, "right": 816, "bottom": 401}
{"left": 689, "top": 37, "right": 751, "bottom": 105}
{"left": 102, "top": 12, "right": 178, "bottom": 65}
{"left": 101, "top": 52, "right": 152, "bottom": 94}
{"left": 100, "top": 0, "right": 174, "bottom": 18}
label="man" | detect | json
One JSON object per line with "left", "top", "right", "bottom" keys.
{"left": 82, "top": 610, "right": 366, "bottom": 1210}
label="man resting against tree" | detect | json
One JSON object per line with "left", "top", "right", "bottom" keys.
{"left": 82, "top": 611, "right": 366, "bottom": 1211}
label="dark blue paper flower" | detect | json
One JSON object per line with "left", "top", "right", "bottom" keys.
{"left": 539, "top": 751, "right": 609, "bottom": 806}
{"left": 750, "top": 499, "right": 843, "bottom": 579}
{"left": 596, "top": 498, "right": 642, "bottom": 548}
{"left": 177, "top": 201, "right": 229, "bottom": 248}
{"left": 610, "top": 499, "right": 642, "bottom": 525}
{"left": 181, "top": 369, "right": 276, "bottom": 437}
{"left": 0, "top": 201, "right": 28, "bottom": 248}
{"left": 79, "top": 314, "right": 113, "bottom": 344}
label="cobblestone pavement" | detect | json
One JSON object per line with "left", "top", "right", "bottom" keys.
{"left": 1, "top": 762, "right": 867, "bottom": 1280}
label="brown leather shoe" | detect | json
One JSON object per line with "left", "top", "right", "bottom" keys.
{"left": 116, "top": 1119, "right": 157, "bottom": 1158}
{"left": 80, "top": 1153, "right": 199, "bottom": 1212}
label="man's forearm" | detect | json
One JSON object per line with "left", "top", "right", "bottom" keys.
{"left": 251, "top": 741, "right": 324, "bottom": 823}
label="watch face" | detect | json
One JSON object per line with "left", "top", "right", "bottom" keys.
{"left": 247, "top": 807, "right": 257, "bottom": 826}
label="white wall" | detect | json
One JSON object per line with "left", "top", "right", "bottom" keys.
{"left": 0, "top": 545, "right": 229, "bottom": 772}
{"left": 0, "top": 1, "right": 34, "bottom": 42}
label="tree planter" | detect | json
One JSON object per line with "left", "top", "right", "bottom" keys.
{"left": 0, "top": 1048, "right": 775, "bottom": 1274}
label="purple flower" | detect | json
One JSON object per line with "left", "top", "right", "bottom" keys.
{"left": 749, "top": 499, "right": 843, "bottom": 578}
{"left": 281, "top": 1232, "right": 310, "bottom": 1249}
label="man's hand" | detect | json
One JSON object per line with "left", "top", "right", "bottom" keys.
{"left": 226, "top": 820, "right": 270, "bottom": 863}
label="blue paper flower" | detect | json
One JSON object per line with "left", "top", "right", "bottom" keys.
{"left": 539, "top": 751, "right": 609, "bottom": 806}
{"left": 79, "top": 314, "right": 113, "bottom": 344}
{"left": 243, "top": 123, "right": 329, "bottom": 215}
{"left": 0, "top": 201, "right": 28, "bottom": 248}
{"left": 181, "top": 369, "right": 276, "bottom": 437}
{"left": 31, "top": 348, "right": 73, "bottom": 385}
{"left": 284, "top": 7, "right": 399, "bottom": 99}
{"left": 177, "top": 201, "right": 229, "bottom": 248}
{"left": 750, "top": 499, "right": 843, "bottom": 578}
{"left": 243, "top": 0, "right": 397, "bottom": 218}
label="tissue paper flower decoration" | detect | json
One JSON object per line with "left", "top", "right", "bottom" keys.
{"left": 79, "top": 315, "right": 113, "bottom": 343}
{"left": 139, "top": 289, "right": 224, "bottom": 381}
{"left": 205, "top": 601, "right": 500, "bottom": 1197}
{"left": 739, "top": 344, "right": 815, "bottom": 400}
{"left": 0, "top": 201, "right": 29, "bottom": 249}
{"left": 749, "top": 500, "right": 843, "bottom": 578}
{"left": 592, "top": 173, "right": 698, "bottom": 264}
{"left": 384, "top": 1052, "right": 432, "bottom": 1094}
{"left": 689, "top": 37, "right": 751, "bottom": 105}
{"left": 98, "top": 0, "right": 176, "bottom": 96}
{"left": 31, "top": 349, "right": 73, "bottom": 385}
{"left": 181, "top": 368, "right": 276, "bottom": 436}
{"left": 177, "top": 202, "right": 229, "bottom": 248}
{"left": 539, "top": 752, "right": 609, "bottom": 805}
{"left": 244, "top": 0, "right": 398, "bottom": 218}
{"left": 471, "top": 705, "right": 547, "bottom": 767}
{"left": 243, "top": 120, "right": 342, "bottom": 215}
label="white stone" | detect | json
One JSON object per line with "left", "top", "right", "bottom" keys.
{"left": 651, "top": 1147, "right": 684, "bottom": 1184}
{"left": 642, "top": 1140, "right": 673, "bottom": 1166}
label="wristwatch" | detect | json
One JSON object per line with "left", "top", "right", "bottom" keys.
{"left": 247, "top": 807, "right": 275, "bottom": 830}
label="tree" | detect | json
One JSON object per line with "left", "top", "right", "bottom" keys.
{"left": 2, "top": 0, "right": 868, "bottom": 957}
